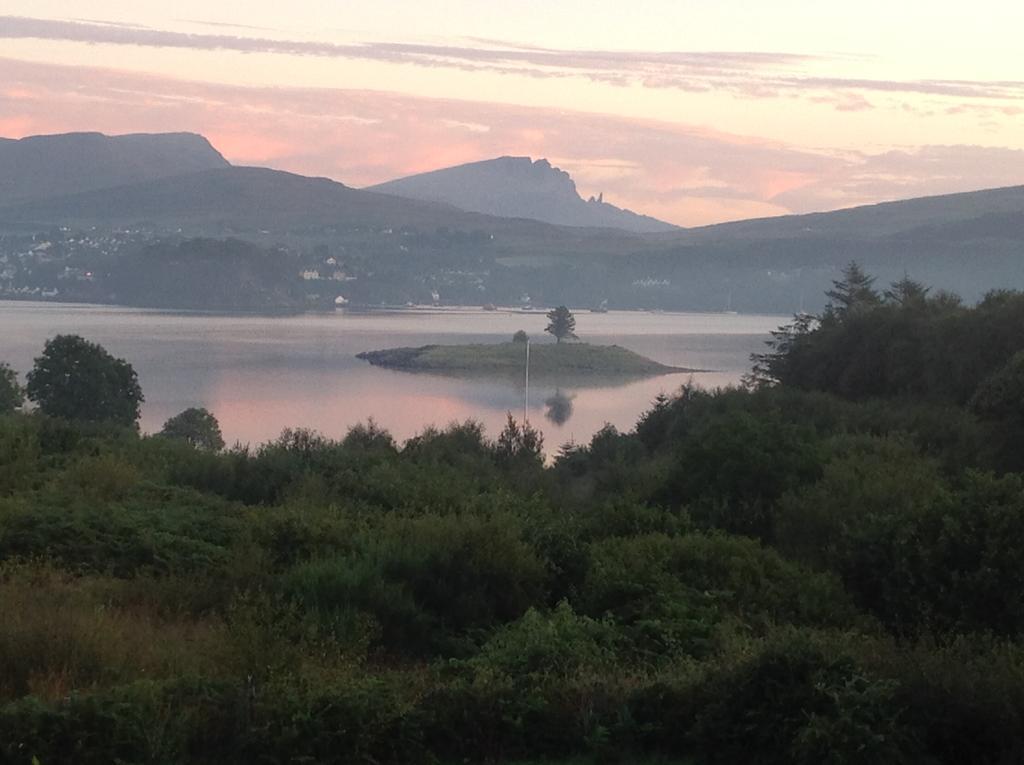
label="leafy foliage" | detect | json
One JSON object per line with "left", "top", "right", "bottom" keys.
{"left": 159, "top": 407, "right": 225, "bottom": 450}
{"left": 0, "top": 363, "right": 24, "bottom": 414}
{"left": 25, "top": 335, "right": 143, "bottom": 426}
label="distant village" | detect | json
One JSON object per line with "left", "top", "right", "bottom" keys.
{"left": 0, "top": 226, "right": 504, "bottom": 309}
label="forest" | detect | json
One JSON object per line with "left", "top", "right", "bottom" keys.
{"left": 2, "top": 264, "right": 1024, "bottom": 764}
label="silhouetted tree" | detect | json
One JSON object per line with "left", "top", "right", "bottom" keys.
{"left": 159, "top": 407, "right": 225, "bottom": 450}
{"left": 545, "top": 306, "right": 577, "bottom": 343}
{"left": 824, "top": 261, "right": 881, "bottom": 321}
{"left": 512, "top": 330, "right": 529, "bottom": 343}
{"left": 26, "top": 335, "right": 143, "bottom": 426}
{"left": 747, "top": 311, "right": 816, "bottom": 388}
{"left": 884, "top": 273, "right": 930, "bottom": 308}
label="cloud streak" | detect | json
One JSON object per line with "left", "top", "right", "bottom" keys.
{"left": 4, "top": 15, "right": 1024, "bottom": 105}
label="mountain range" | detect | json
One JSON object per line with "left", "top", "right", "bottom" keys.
{"left": 1, "top": 131, "right": 1023, "bottom": 311}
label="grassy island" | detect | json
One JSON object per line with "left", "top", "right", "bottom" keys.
{"left": 357, "top": 341, "right": 694, "bottom": 377}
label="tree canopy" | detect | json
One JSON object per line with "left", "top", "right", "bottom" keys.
{"left": 25, "top": 335, "right": 143, "bottom": 426}
{"left": 545, "top": 305, "right": 578, "bottom": 343}
{"left": 159, "top": 407, "right": 225, "bottom": 450}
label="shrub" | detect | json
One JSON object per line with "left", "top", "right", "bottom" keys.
{"left": 659, "top": 410, "right": 822, "bottom": 541}
{"left": 468, "top": 601, "right": 619, "bottom": 679}
{"left": 578, "top": 533, "right": 854, "bottom": 658}
{"left": 285, "top": 514, "right": 548, "bottom": 655}
{"left": 778, "top": 444, "right": 1024, "bottom": 635}
{"left": 0, "top": 363, "right": 24, "bottom": 414}
{"left": 691, "top": 635, "right": 921, "bottom": 765}
{"left": 159, "top": 408, "right": 225, "bottom": 450}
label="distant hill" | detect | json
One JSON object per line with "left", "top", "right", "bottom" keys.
{"left": 677, "top": 184, "right": 1024, "bottom": 242}
{"left": 0, "top": 132, "right": 229, "bottom": 207}
{"left": 368, "top": 156, "right": 677, "bottom": 233}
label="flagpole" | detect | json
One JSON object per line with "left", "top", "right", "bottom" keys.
{"left": 524, "top": 339, "right": 530, "bottom": 423}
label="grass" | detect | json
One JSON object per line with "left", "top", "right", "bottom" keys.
{"left": 357, "top": 342, "right": 697, "bottom": 378}
{"left": 0, "top": 563, "right": 231, "bottom": 701}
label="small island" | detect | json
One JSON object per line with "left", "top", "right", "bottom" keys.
{"left": 358, "top": 307, "right": 703, "bottom": 379}
{"left": 357, "top": 342, "right": 695, "bottom": 377}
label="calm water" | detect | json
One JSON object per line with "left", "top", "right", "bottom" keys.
{"left": 0, "top": 302, "right": 784, "bottom": 450}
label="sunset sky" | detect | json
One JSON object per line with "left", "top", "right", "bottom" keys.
{"left": 3, "top": 2, "right": 1024, "bottom": 225}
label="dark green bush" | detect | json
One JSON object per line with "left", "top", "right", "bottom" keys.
{"left": 285, "top": 513, "right": 548, "bottom": 655}
{"left": 578, "top": 533, "right": 854, "bottom": 659}
{"left": 690, "top": 636, "right": 921, "bottom": 765}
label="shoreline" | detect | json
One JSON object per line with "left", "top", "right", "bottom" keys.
{"left": 0, "top": 296, "right": 782, "bottom": 320}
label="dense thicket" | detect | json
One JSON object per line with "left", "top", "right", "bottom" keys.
{"left": 3, "top": 275, "right": 1024, "bottom": 763}
{"left": 753, "top": 263, "right": 1024, "bottom": 405}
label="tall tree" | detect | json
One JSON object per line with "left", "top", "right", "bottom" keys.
{"left": 0, "top": 363, "right": 24, "bottom": 414}
{"left": 26, "top": 335, "right": 143, "bottom": 426}
{"left": 824, "top": 261, "right": 881, "bottom": 321}
{"left": 545, "top": 306, "right": 578, "bottom": 343}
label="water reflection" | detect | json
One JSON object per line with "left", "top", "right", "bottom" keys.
{"left": 0, "top": 302, "right": 784, "bottom": 448}
{"left": 544, "top": 389, "right": 575, "bottom": 425}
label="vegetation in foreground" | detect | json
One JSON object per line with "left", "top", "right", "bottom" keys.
{"left": 3, "top": 266, "right": 1024, "bottom": 763}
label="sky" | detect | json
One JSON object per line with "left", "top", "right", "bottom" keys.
{"left": 2, "top": 1, "right": 1024, "bottom": 226}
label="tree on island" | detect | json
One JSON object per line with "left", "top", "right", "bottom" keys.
{"left": 0, "top": 363, "right": 24, "bottom": 414}
{"left": 26, "top": 335, "right": 143, "bottom": 426}
{"left": 545, "top": 306, "right": 578, "bottom": 343}
{"left": 159, "top": 407, "right": 225, "bottom": 450}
